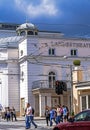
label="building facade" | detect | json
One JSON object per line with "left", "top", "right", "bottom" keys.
{"left": 0, "top": 22, "right": 90, "bottom": 116}
{"left": 73, "top": 67, "right": 90, "bottom": 114}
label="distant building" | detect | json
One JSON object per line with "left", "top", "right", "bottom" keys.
{"left": 0, "top": 22, "right": 90, "bottom": 116}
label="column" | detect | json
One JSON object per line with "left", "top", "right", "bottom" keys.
{"left": 47, "top": 94, "right": 51, "bottom": 107}
{"left": 39, "top": 94, "right": 45, "bottom": 117}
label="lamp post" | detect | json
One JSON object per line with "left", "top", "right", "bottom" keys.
{"left": 63, "top": 56, "right": 74, "bottom": 114}
{"left": 69, "top": 65, "right": 73, "bottom": 114}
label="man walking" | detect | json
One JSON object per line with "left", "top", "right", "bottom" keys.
{"left": 30, "top": 106, "right": 37, "bottom": 128}
{"left": 25, "top": 103, "right": 31, "bottom": 129}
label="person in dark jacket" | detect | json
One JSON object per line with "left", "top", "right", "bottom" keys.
{"left": 45, "top": 106, "right": 50, "bottom": 126}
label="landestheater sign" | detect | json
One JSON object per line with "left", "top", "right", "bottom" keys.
{"left": 43, "top": 41, "right": 90, "bottom": 48}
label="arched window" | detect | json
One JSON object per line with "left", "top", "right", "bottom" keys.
{"left": 48, "top": 72, "right": 56, "bottom": 88}
{"left": 20, "top": 31, "right": 26, "bottom": 36}
{"left": 20, "top": 50, "right": 23, "bottom": 56}
{"left": 35, "top": 31, "right": 38, "bottom": 35}
{"left": 27, "top": 31, "right": 34, "bottom": 35}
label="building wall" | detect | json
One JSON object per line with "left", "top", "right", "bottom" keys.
{"left": 1, "top": 22, "right": 90, "bottom": 117}
{"left": 38, "top": 38, "right": 90, "bottom": 57}
{"left": 0, "top": 47, "right": 20, "bottom": 113}
{"left": 7, "top": 62, "right": 20, "bottom": 111}
{"left": 0, "top": 30, "right": 16, "bottom": 38}
{"left": 73, "top": 67, "right": 90, "bottom": 114}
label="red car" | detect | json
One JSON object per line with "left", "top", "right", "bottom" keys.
{"left": 53, "top": 109, "right": 90, "bottom": 130}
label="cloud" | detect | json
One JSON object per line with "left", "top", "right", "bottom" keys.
{"left": 15, "top": 0, "right": 59, "bottom": 18}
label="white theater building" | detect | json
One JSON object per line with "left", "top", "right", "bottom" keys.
{"left": 0, "top": 22, "right": 90, "bottom": 116}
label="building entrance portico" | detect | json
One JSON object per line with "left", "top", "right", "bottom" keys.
{"left": 32, "top": 88, "right": 70, "bottom": 117}
{"left": 32, "top": 88, "right": 52, "bottom": 117}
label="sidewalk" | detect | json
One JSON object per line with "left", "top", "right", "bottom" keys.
{"left": 17, "top": 116, "right": 46, "bottom": 121}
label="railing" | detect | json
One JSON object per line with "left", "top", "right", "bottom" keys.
{"left": 32, "top": 80, "right": 50, "bottom": 89}
{"left": 32, "top": 80, "right": 71, "bottom": 90}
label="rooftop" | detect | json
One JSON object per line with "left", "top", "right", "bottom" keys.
{"left": 16, "top": 22, "right": 37, "bottom": 31}
{"left": 0, "top": 36, "right": 24, "bottom": 48}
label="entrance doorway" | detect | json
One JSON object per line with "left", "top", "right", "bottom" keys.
{"left": 51, "top": 97, "right": 60, "bottom": 107}
{"left": 21, "top": 98, "right": 25, "bottom": 116}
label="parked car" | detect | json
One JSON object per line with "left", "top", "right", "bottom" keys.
{"left": 53, "top": 109, "right": 90, "bottom": 130}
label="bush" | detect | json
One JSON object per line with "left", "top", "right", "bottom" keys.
{"left": 73, "top": 60, "right": 81, "bottom": 66}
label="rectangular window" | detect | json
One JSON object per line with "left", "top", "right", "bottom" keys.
{"left": 49, "top": 49, "right": 51, "bottom": 55}
{"left": 49, "top": 48, "right": 55, "bottom": 55}
{"left": 81, "top": 95, "right": 90, "bottom": 111}
{"left": 82, "top": 96, "right": 86, "bottom": 110}
{"left": 70, "top": 49, "right": 77, "bottom": 56}
{"left": 52, "top": 49, "right": 55, "bottom": 55}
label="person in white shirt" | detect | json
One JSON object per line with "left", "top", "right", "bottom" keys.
{"left": 56, "top": 105, "right": 61, "bottom": 124}
{"left": 29, "top": 106, "right": 37, "bottom": 128}
{"left": 25, "top": 103, "right": 32, "bottom": 129}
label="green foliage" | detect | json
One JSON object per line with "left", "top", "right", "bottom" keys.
{"left": 73, "top": 60, "right": 81, "bottom": 66}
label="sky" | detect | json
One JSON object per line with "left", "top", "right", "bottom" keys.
{"left": 0, "top": 0, "right": 90, "bottom": 37}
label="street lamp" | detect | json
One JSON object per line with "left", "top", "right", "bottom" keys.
{"left": 63, "top": 56, "right": 74, "bottom": 114}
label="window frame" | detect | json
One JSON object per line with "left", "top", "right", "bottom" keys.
{"left": 80, "top": 95, "right": 90, "bottom": 111}
{"left": 48, "top": 71, "right": 56, "bottom": 88}
{"left": 70, "top": 49, "right": 77, "bottom": 56}
{"left": 48, "top": 48, "right": 55, "bottom": 56}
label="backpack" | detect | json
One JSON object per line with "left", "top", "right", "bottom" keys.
{"left": 32, "top": 107, "right": 35, "bottom": 115}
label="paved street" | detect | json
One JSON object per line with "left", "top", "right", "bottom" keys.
{"left": 0, "top": 117, "right": 55, "bottom": 130}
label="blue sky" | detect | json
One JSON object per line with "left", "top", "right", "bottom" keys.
{"left": 0, "top": 0, "right": 90, "bottom": 37}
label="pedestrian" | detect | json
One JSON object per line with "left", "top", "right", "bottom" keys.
{"left": 4, "top": 108, "right": 7, "bottom": 120}
{"left": 49, "top": 107, "right": 56, "bottom": 126}
{"left": 63, "top": 105, "right": 67, "bottom": 122}
{"left": 25, "top": 103, "right": 31, "bottom": 129}
{"left": 12, "top": 107, "right": 17, "bottom": 121}
{"left": 66, "top": 106, "right": 69, "bottom": 120}
{"left": 59, "top": 104, "right": 63, "bottom": 122}
{"left": 0, "top": 104, "right": 3, "bottom": 121}
{"left": 10, "top": 108, "right": 13, "bottom": 121}
{"left": 29, "top": 106, "right": 37, "bottom": 128}
{"left": 56, "top": 105, "right": 61, "bottom": 124}
{"left": 6, "top": 107, "right": 10, "bottom": 121}
{"left": 45, "top": 106, "right": 50, "bottom": 126}
{"left": 0, "top": 104, "right": 3, "bottom": 111}
{"left": 11, "top": 107, "right": 17, "bottom": 121}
